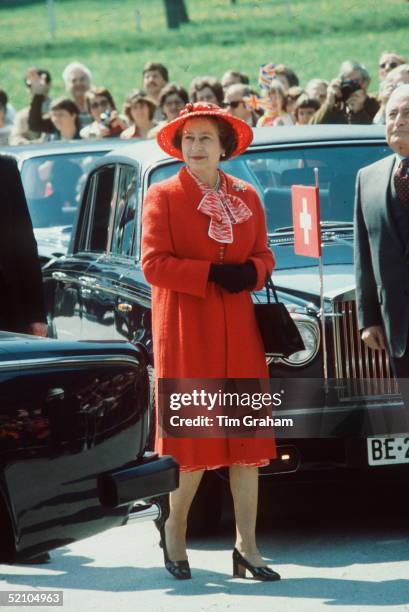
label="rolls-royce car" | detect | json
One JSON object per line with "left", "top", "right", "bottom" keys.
{"left": 43, "top": 125, "right": 409, "bottom": 530}
{"left": 2, "top": 139, "right": 134, "bottom": 264}
{"left": 0, "top": 332, "right": 178, "bottom": 563}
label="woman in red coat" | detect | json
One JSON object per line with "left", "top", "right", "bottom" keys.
{"left": 141, "top": 102, "right": 280, "bottom": 582}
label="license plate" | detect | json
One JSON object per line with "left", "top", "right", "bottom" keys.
{"left": 367, "top": 436, "right": 409, "bottom": 466}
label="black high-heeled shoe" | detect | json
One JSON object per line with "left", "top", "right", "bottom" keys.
{"left": 154, "top": 495, "right": 191, "bottom": 580}
{"left": 158, "top": 525, "right": 191, "bottom": 580}
{"left": 232, "top": 548, "right": 281, "bottom": 581}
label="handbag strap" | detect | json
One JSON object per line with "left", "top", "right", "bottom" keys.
{"left": 265, "top": 276, "right": 279, "bottom": 304}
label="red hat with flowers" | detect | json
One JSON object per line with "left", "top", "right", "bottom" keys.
{"left": 156, "top": 102, "right": 253, "bottom": 161}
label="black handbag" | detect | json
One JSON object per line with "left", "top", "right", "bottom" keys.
{"left": 254, "top": 277, "right": 305, "bottom": 357}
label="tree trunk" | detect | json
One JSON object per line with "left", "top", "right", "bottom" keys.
{"left": 163, "top": 0, "right": 190, "bottom": 29}
{"left": 178, "top": 0, "right": 190, "bottom": 23}
{"left": 163, "top": 0, "right": 180, "bottom": 29}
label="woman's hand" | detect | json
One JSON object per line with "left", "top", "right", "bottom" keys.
{"left": 208, "top": 261, "right": 257, "bottom": 293}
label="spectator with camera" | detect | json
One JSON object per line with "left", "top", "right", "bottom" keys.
{"left": 80, "top": 87, "right": 127, "bottom": 139}
{"left": 9, "top": 68, "right": 52, "bottom": 145}
{"left": 310, "top": 60, "right": 379, "bottom": 125}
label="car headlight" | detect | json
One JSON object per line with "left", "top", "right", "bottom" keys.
{"left": 267, "top": 315, "right": 320, "bottom": 367}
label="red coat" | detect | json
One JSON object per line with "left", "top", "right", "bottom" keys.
{"left": 141, "top": 166, "right": 277, "bottom": 470}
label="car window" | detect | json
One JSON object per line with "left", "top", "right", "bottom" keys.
{"left": 248, "top": 144, "right": 391, "bottom": 232}
{"left": 148, "top": 143, "right": 391, "bottom": 233}
{"left": 111, "top": 165, "right": 138, "bottom": 258}
{"left": 78, "top": 165, "right": 116, "bottom": 253}
{"left": 148, "top": 159, "right": 264, "bottom": 198}
{"left": 21, "top": 151, "right": 104, "bottom": 229}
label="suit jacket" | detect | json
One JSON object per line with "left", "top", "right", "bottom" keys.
{"left": 354, "top": 153, "right": 409, "bottom": 357}
{"left": 0, "top": 155, "right": 46, "bottom": 332}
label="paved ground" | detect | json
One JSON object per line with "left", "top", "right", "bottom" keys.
{"left": 1, "top": 482, "right": 409, "bottom": 612}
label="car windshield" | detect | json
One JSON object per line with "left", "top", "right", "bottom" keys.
{"left": 150, "top": 143, "right": 390, "bottom": 232}
{"left": 21, "top": 151, "right": 105, "bottom": 228}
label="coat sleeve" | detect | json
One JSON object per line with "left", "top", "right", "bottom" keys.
{"left": 310, "top": 102, "right": 346, "bottom": 125}
{"left": 247, "top": 189, "right": 275, "bottom": 291}
{"left": 141, "top": 183, "right": 211, "bottom": 298}
{"left": 8, "top": 157, "right": 46, "bottom": 324}
{"left": 28, "top": 94, "right": 54, "bottom": 134}
{"left": 353, "top": 169, "right": 382, "bottom": 330}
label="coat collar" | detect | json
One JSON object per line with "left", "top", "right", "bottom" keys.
{"left": 178, "top": 165, "right": 248, "bottom": 203}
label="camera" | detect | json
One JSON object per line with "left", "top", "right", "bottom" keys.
{"left": 340, "top": 79, "right": 361, "bottom": 102}
{"left": 99, "top": 111, "right": 123, "bottom": 136}
{"left": 99, "top": 111, "right": 113, "bottom": 127}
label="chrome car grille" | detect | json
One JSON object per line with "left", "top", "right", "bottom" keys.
{"left": 331, "top": 299, "right": 399, "bottom": 397}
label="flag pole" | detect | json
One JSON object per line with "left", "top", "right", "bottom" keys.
{"left": 314, "top": 167, "right": 328, "bottom": 381}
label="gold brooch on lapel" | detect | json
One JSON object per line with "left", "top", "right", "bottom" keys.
{"left": 232, "top": 181, "right": 246, "bottom": 192}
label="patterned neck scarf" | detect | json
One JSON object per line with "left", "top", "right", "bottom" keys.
{"left": 187, "top": 168, "right": 252, "bottom": 243}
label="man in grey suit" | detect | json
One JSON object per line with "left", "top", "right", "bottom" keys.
{"left": 354, "top": 84, "right": 409, "bottom": 400}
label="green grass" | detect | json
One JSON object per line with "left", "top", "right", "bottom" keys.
{"left": 1, "top": 0, "right": 408, "bottom": 111}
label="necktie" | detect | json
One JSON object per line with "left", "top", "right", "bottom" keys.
{"left": 394, "top": 158, "right": 409, "bottom": 204}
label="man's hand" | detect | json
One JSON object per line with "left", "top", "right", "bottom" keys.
{"left": 109, "top": 110, "right": 127, "bottom": 131}
{"left": 97, "top": 125, "right": 112, "bottom": 138}
{"left": 325, "top": 78, "right": 342, "bottom": 107}
{"left": 361, "top": 325, "right": 386, "bottom": 351}
{"left": 27, "top": 322, "right": 48, "bottom": 337}
{"left": 346, "top": 88, "right": 367, "bottom": 113}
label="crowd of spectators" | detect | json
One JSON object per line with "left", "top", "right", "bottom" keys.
{"left": 0, "top": 51, "right": 407, "bottom": 146}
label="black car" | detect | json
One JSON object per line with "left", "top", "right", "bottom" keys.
{"left": 0, "top": 332, "right": 178, "bottom": 563}
{"left": 43, "top": 125, "right": 409, "bottom": 530}
{"left": 4, "top": 139, "right": 134, "bottom": 264}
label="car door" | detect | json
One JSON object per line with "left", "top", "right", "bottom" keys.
{"left": 43, "top": 171, "right": 108, "bottom": 341}
{"left": 108, "top": 165, "right": 150, "bottom": 347}
{"left": 76, "top": 163, "right": 139, "bottom": 343}
{"left": 0, "top": 337, "right": 152, "bottom": 556}
{"left": 75, "top": 163, "right": 119, "bottom": 341}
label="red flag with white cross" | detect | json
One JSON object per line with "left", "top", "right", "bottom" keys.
{"left": 291, "top": 185, "right": 321, "bottom": 258}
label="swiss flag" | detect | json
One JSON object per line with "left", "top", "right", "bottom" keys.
{"left": 291, "top": 185, "right": 321, "bottom": 258}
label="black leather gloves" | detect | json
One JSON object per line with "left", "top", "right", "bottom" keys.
{"left": 208, "top": 260, "right": 257, "bottom": 293}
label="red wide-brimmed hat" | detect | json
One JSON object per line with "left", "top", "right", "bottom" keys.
{"left": 156, "top": 102, "right": 253, "bottom": 161}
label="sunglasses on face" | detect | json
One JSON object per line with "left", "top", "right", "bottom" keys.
{"left": 90, "top": 99, "right": 109, "bottom": 110}
{"left": 379, "top": 61, "right": 399, "bottom": 69}
{"left": 222, "top": 100, "right": 244, "bottom": 109}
